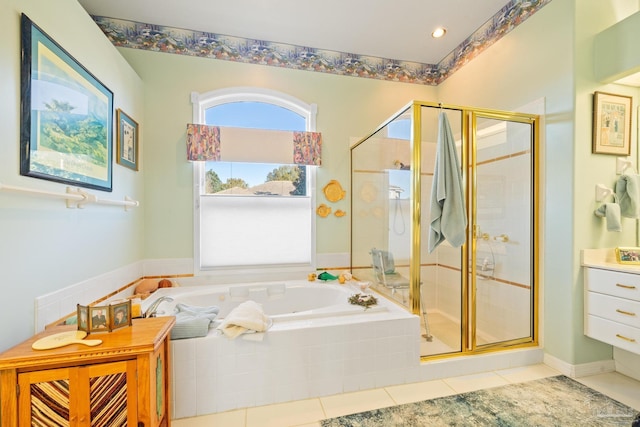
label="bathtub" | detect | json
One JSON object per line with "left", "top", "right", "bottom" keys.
{"left": 143, "top": 281, "right": 395, "bottom": 325}
{"left": 143, "top": 280, "right": 420, "bottom": 418}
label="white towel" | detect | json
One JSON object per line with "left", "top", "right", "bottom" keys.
{"left": 429, "top": 111, "right": 467, "bottom": 252}
{"left": 217, "top": 300, "right": 271, "bottom": 339}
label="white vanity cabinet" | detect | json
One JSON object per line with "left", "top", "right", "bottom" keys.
{"left": 584, "top": 267, "right": 640, "bottom": 354}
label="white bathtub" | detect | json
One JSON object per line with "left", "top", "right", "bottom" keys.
{"left": 143, "top": 281, "right": 394, "bottom": 325}
{"left": 144, "top": 280, "right": 420, "bottom": 418}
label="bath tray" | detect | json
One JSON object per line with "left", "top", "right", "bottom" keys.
{"left": 32, "top": 330, "right": 102, "bottom": 350}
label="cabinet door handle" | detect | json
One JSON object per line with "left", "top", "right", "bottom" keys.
{"left": 616, "top": 283, "right": 637, "bottom": 290}
{"left": 615, "top": 334, "right": 637, "bottom": 343}
{"left": 616, "top": 309, "right": 636, "bottom": 316}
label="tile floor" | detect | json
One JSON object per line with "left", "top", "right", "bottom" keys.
{"left": 172, "top": 364, "right": 640, "bottom": 427}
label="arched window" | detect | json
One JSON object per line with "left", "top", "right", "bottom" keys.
{"left": 192, "top": 88, "right": 317, "bottom": 279}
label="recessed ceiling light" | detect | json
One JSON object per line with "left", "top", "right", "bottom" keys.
{"left": 432, "top": 27, "right": 447, "bottom": 38}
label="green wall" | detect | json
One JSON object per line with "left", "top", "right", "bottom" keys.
{"left": 0, "top": 0, "right": 144, "bottom": 351}
{"left": 440, "top": 0, "right": 639, "bottom": 365}
{"left": 2, "top": 0, "right": 640, "bottom": 369}
{"left": 118, "top": 49, "right": 437, "bottom": 260}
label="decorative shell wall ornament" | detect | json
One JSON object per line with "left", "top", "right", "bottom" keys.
{"left": 334, "top": 209, "right": 347, "bottom": 217}
{"left": 359, "top": 181, "right": 378, "bottom": 203}
{"left": 323, "top": 180, "right": 346, "bottom": 202}
{"left": 316, "top": 203, "right": 331, "bottom": 217}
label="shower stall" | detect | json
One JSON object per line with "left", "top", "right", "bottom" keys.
{"left": 350, "top": 101, "right": 540, "bottom": 359}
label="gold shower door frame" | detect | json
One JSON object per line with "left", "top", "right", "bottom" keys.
{"left": 465, "top": 109, "right": 540, "bottom": 354}
{"left": 351, "top": 100, "right": 539, "bottom": 359}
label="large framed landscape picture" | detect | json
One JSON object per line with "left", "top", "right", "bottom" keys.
{"left": 20, "top": 14, "right": 114, "bottom": 191}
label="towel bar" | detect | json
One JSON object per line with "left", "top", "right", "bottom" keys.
{"left": 0, "top": 182, "right": 139, "bottom": 210}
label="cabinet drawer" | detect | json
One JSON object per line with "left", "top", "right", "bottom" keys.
{"left": 586, "top": 292, "right": 640, "bottom": 328}
{"left": 585, "top": 268, "right": 640, "bottom": 301}
{"left": 585, "top": 315, "right": 640, "bottom": 355}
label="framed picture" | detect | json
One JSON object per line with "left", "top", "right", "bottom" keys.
{"left": 76, "top": 304, "right": 89, "bottom": 331}
{"left": 615, "top": 247, "right": 640, "bottom": 265}
{"left": 116, "top": 109, "right": 139, "bottom": 171}
{"left": 592, "top": 91, "right": 632, "bottom": 155}
{"left": 20, "top": 14, "right": 114, "bottom": 191}
{"left": 89, "top": 307, "right": 109, "bottom": 332}
{"left": 109, "top": 300, "right": 132, "bottom": 330}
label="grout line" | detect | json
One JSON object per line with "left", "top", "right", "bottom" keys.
{"left": 178, "top": 369, "right": 640, "bottom": 424}
{"left": 383, "top": 387, "right": 399, "bottom": 406}
{"left": 317, "top": 396, "right": 328, "bottom": 421}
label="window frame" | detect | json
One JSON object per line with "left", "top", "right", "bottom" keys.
{"left": 191, "top": 87, "right": 318, "bottom": 280}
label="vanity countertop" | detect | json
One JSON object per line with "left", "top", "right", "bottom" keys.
{"left": 582, "top": 248, "right": 640, "bottom": 274}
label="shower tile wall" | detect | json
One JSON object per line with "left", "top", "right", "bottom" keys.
{"left": 474, "top": 120, "right": 532, "bottom": 342}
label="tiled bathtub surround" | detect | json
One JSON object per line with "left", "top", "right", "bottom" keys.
{"left": 159, "top": 280, "right": 419, "bottom": 418}
{"left": 171, "top": 314, "right": 419, "bottom": 418}
{"left": 34, "top": 259, "right": 546, "bottom": 421}
{"left": 33, "top": 254, "right": 345, "bottom": 332}
{"left": 34, "top": 258, "right": 192, "bottom": 331}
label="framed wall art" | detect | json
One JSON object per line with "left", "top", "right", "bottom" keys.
{"left": 592, "top": 91, "right": 632, "bottom": 155}
{"left": 116, "top": 109, "right": 139, "bottom": 171}
{"left": 20, "top": 14, "right": 114, "bottom": 191}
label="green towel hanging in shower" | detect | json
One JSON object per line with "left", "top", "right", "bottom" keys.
{"left": 428, "top": 111, "right": 467, "bottom": 252}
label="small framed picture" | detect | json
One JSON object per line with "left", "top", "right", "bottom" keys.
{"left": 592, "top": 91, "right": 632, "bottom": 155}
{"left": 89, "top": 306, "right": 109, "bottom": 332}
{"left": 109, "top": 300, "right": 132, "bottom": 330}
{"left": 76, "top": 304, "right": 89, "bottom": 331}
{"left": 615, "top": 247, "right": 640, "bottom": 265}
{"left": 116, "top": 109, "right": 139, "bottom": 171}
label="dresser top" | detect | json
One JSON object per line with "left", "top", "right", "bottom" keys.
{"left": 582, "top": 248, "right": 640, "bottom": 274}
{"left": 0, "top": 316, "right": 175, "bottom": 371}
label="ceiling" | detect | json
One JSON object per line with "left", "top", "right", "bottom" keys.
{"left": 76, "top": 0, "right": 512, "bottom": 65}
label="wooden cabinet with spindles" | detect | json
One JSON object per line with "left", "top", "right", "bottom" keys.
{"left": 0, "top": 316, "right": 175, "bottom": 426}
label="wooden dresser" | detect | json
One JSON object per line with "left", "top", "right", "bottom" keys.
{"left": 583, "top": 249, "right": 640, "bottom": 355}
{"left": 0, "top": 316, "right": 175, "bottom": 426}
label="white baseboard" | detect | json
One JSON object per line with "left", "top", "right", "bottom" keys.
{"left": 543, "top": 353, "right": 615, "bottom": 378}
{"left": 613, "top": 347, "right": 640, "bottom": 382}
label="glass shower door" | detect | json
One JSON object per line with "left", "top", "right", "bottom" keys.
{"left": 469, "top": 113, "right": 537, "bottom": 350}
{"left": 419, "top": 106, "right": 464, "bottom": 357}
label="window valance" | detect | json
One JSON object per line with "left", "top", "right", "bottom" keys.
{"left": 186, "top": 124, "right": 322, "bottom": 166}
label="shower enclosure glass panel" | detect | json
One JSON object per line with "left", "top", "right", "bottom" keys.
{"left": 419, "top": 107, "right": 463, "bottom": 356}
{"left": 471, "top": 114, "right": 535, "bottom": 350}
{"left": 351, "top": 101, "right": 538, "bottom": 360}
{"left": 351, "top": 112, "right": 412, "bottom": 308}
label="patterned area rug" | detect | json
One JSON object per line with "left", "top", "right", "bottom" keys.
{"left": 321, "top": 375, "right": 638, "bottom": 426}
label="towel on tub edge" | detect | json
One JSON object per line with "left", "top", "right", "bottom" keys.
{"left": 218, "top": 300, "right": 271, "bottom": 339}
{"left": 170, "top": 303, "right": 220, "bottom": 340}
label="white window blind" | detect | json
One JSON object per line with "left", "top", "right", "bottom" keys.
{"left": 192, "top": 87, "right": 317, "bottom": 275}
{"left": 199, "top": 196, "right": 312, "bottom": 268}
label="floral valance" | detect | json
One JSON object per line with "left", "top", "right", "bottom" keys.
{"left": 186, "top": 124, "right": 322, "bottom": 166}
